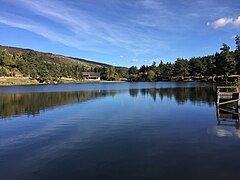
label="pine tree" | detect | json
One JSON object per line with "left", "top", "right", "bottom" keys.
{"left": 217, "top": 44, "right": 236, "bottom": 76}
{"left": 173, "top": 58, "right": 189, "bottom": 80}
{"left": 235, "top": 35, "right": 240, "bottom": 74}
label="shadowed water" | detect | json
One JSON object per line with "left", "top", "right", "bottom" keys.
{"left": 0, "top": 82, "right": 239, "bottom": 180}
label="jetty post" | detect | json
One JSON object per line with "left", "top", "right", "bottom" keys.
{"left": 216, "top": 86, "right": 240, "bottom": 107}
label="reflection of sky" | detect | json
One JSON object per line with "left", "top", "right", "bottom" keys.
{"left": 0, "top": 84, "right": 215, "bottom": 120}
{"left": 0, "top": 82, "right": 212, "bottom": 94}
{"left": 207, "top": 126, "right": 240, "bottom": 138}
{"left": 1, "top": 86, "right": 240, "bottom": 180}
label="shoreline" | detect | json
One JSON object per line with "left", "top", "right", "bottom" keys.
{"left": 0, "top": 77, "right": 125, "bottom": 86}
{"left": 0, "top": 76, "right": 238, "bottom": 87}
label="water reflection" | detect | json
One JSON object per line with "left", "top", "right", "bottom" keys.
{"left": 0, "top": 90, "right": 119, "bottom": 119}
{"left": 207, "top": 126, "right": 240, "bottom": 138}
{"left": 2, "top": 84, "right": 240, "bottom": 180}
{"left": 129, "top": 86, "right": 216, "bottom": 105}
{"left": 208, "top": 107, "right": 240, "bottom": 138}
{"left": 0, "top": 86, "right": 216, "bottom": 119}
{"left": 216, "top": 107, "right": 240, "bottom": 129}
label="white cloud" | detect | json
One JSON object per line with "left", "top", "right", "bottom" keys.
{"left": 207, "top": 126, "right": 240, "bottom": 138}
{"left": 130, "top": 59, "right": 140, "bottom": 63}
{"left": 234, "top": 16, "right": 240, "bottom": 26}
{"left": 130, "top": 59, "right": 142, "bottom": 63}
{"left": 207, "top": 16, "right": 240, "bottom": 29}
{"left": 129, "top": 58, "right": 150, "bottom": 63}
{"left": 4, "top": 0, "right": 239, "bottom": 61}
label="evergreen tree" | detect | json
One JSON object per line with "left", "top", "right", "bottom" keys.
{"left": 165, "top": 63, "right": 174, "bottom": 80}
{"left": 128, "top": 66, "right": 138, "bottom": 75}
{"left": 205, "top": 55, "right": 216, "bottom": 81}
{"left": 0, "top": 50, "right": 15, "bottom": 67}
{"left": 173, "top": 58, "right": 189, "bottom": 80}
{"left": 139, "top": 65, "right": 147, "bottom": 73}
{"left": 150, "top": 61, "right": 157, "bottom": 71}
{"left": 100, "top": 67, "right": 108, "bottom": 80}
{"left": 235, "top": 35, "right": 240, "bottom": 73}
{"left": 217, "top": 43, "right": 236, "bottom": 76}
{"left": 189, "top": 57, "right": 206, "bottom": 76}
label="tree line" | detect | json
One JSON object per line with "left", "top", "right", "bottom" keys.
{"left": 0, "top": 90, "right": 117, "bottom": 118}
{"left": 129, "top": 86, "right": 215, "bottom": 106}
{"left": 0, "top": 50, "right": 126, "bottom": 82}
{"left": 0, "top": 86, "right": 215, "bottom": 119}
{"left": 128, "top": 36, "right": 240, "bottom": 82}
{"left": 1, "top": 36, "right": 239, "bottom": 83}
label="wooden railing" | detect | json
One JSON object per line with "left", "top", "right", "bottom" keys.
{"left": 216, "top": 86, "right": 240, "bottom": 107}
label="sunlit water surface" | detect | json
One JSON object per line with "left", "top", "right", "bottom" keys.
{"left": 0, "top": 82, "right": 239, "bottom": 180}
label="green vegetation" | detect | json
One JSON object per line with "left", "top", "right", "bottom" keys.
{"left": 1, "top": 36, "right": 240, "bottom": 85}
{"left": 0, "top": 46, "right": 127, "bottom": 84}
{"left": 128, "top": 36, "right": 240, "bottom": 83}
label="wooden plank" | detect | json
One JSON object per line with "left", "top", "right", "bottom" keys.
{"left": 220, "top": 96, "right": 235, "bottom": 100}
{"left": 219, "top": 92, "right": 239, "bottom": 100}
{"left": 219, "top": 92, "right": 239, "bottom": 95}
{"left": 220, "top": 114, "right": 234, "bottom": 119}
{"left": 216, "top": 86, "right": 240, "bottom": 107}
{"left": 218, "top": 99, "right": 240, "bottom": 105}
{"left": 217, "top": 86, "right": 238, "bottom": 89}
{"left": 219, "top": 108, "right": 240, "bottom": 115}
{"left": 219, "top": 96, "right": 236, "bottom": 99}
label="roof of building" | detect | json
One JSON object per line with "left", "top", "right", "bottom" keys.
{"left": 82, "top": 72, "right": 100, "bottom": 76}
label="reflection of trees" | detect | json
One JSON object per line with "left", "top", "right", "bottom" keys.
{"left": 0, "top": 90, "right": 117, "bottom": 119}
{"left": 129, "top": 89, "right": 139, "bottom": 97}
{"left": 129, "top": 86, "right": 216, "bottom": 106}
{"left": 0, "top": 86, "right": 216, "bottom": 119}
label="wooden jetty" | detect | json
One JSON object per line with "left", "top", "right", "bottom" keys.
{"left": 216, "top": 86, "right": 240, "bottom": 107}
{"left": 216, "top": 107, "right": 240, "bottom": 129}
{"left": 216, "top": 86, "right": 240, "bottom": 128}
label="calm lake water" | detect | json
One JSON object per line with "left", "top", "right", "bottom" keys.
{"left": 0, "top": 82, "right": 240, "bottom": 180}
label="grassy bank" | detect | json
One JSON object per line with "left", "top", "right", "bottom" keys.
{"left": 0, "top": 77, "right": 125, "bottom": 86}
{"left": 0, "top": 77, "right": 40, "bottom": 86}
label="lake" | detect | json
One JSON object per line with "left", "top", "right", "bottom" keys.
{"left": 0, "top": 82, "right": 240, "bottom": 180}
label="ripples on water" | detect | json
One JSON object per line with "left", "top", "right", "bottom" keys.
{"left": 0, "top": 82, "right": 240, "bottom": 180}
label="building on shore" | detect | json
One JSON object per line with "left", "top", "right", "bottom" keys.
{"left": 82, "top": 72, "right": 101, "bottom": 80}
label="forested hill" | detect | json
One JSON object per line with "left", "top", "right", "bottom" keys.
{"left": 0, "top": 45, "right": 111, "bottom": 68}
{"left": 0, "top": 45, "right": 128, "bottom": 83}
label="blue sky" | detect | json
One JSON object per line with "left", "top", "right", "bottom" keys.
{"left": 0, "top": 0, "right": 239, "bottom": 67}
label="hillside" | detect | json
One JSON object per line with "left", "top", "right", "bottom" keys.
{"left": 0, "top": 45, "right": 128, "bottom": 85}
{"left": 0, "top": 45, "right": 120, "bottom": 68}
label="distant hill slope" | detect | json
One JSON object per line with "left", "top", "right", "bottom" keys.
{"left": 0, "top": 45, "right": 127, "bottom": 70}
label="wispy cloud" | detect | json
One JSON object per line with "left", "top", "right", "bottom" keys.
{"left": 0, "top": 15, "right": 105, "bottom": 53}
{"left": 1, "top": 0, "right": 240, "bottom": 63}
{"left": 207, "top": 16, "right": 240, "bottom": 29}
{"left": 0, "top": 0, "right": 170, "bottom": 57}
{"left": 1, "top": 0, "right": 220, "bottom": 57}
{"left": 129, "top": 58, "right": 150, "bottom": 64}
{"left": 130, "top": 59, "right": 140, "bottom": 63}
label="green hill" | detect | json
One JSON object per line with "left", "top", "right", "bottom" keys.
{"left": 0, "top": 45, "right": 122, "bottom": 68}
{"left": 0, "top": 45, "right": 128, "bottom": 85}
